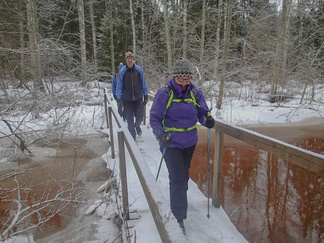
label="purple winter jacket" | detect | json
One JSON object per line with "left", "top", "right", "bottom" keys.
{"left": 150, "top": 79, "right": 210, "bottom": 149}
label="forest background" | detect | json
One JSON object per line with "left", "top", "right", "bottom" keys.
{"left": 1, "top": 0, "right": 323, "bottom": 108}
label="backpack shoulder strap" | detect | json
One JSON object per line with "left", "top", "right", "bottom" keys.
{"left": 165, "top": 85, "right": 174, "bottom": 110}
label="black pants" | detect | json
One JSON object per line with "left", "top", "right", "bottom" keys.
{"left": 123, "top": 99, "right": 144, "bottom": 139}
{"left": 162, "top": 145, "right": 196, "bottom": 223}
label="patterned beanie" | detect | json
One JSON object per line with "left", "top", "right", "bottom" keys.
{"left": 125, "top": 51, "right": 134, "bottom": 60}
{"left": 172, "top": 57, "right": 194, "bottom": 77}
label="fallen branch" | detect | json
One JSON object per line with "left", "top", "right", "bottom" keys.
{"left": 1, "top": 120, "right": 31, "bottom": 153}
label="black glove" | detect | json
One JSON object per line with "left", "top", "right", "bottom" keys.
{"left": 117, "top": 99, "right": 123, "bottom": 107}
{"left": 204, "top": 115, "right": 215, "bottom": 128}
{"left": 157, "top": 132, "right": 172, "bottom": 149}
{"left": 143, "top": 95, "right": 148, "bottom": 105}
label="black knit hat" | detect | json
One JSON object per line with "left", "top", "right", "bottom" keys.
{"left": 172, "top": 57, "right": 194, "bottom": 77}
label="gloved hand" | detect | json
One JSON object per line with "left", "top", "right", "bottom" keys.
{"left": 157, "top": 132, "right": 172, "bottom": 149}
{"left": 113, "top": 95, "right": 118, "bottom": 101}
{"left": 117, "top": 99, "right": 123, "bottom": 107}
{"left": 143, "top": 95, "right": 148, "bottom": 105}
{"left": 204, "top": 115, "right": 215, "bottom": 128}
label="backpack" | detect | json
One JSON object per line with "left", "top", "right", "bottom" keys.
{"left": 162, "top": 85, "right": 200, "bottom": 132}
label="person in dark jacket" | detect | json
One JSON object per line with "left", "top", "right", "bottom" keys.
{"left": 117, "top": 51, "right": 148, "bottom": 140}
{"left": 112, "top": 63, "right": 124, "bottom": 118}
{"left": 150, "top": 57, "right": 215, "bottom": 234}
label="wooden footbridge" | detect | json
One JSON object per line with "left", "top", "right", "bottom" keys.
{"left": 103, "top": 88, "right": 324, "bottom": 243}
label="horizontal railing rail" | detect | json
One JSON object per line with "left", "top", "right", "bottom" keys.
{"left": 104, "top": 88, "right": 324, "bottom": 240}
{"left": 212, "top": 119, "right": 324, "bottom": 207}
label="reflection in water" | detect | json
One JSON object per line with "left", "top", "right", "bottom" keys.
{"left": 0, "top": 139, "right": 95, "bottom": 240}
{"left": 190, "top": 128, "right": 324, "bottom": 243}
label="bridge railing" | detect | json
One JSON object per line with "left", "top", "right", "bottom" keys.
{"left": 103, "top": 88, "right": 324, "bottom": 240}
{"left": 211, "top": 119, "right": 324, "bottom": 207}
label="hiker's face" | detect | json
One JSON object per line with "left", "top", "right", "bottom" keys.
{"left": 126, "top": 57, "right": 134, "bottom": 68}
{"left": 174, "top": 76, "right": 191, "bottom": 88}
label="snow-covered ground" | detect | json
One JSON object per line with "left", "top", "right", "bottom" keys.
{"left": 1, "top": 79, "right": 323, "bottom": 242}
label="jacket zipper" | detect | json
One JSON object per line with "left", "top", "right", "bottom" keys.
{"left": 131, "top": 70, "right": 135, "bottom": 101}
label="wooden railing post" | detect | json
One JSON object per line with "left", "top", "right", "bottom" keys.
{"left": 104, "top": 90, "right": 109, "bottom": 129}
{"left": 118, "top": 130, "right": 129, "bottom": 220}
{"left": 212, "top": 129, "right": 224, "bottom": 208}
{"left": 108, "top": 106, "right": 115, "bottom": 159}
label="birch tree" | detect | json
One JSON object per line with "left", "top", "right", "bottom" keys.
{"left": 199, "top": 0, "right": 206, "bottom": 75}
{"left": 89, "top": 0, "right": 98, "bottom": 72}
{"left": 138, "top": 0, "right": 145, "bottom": 67}
{"left": 107, "top": 1, "right": 115, "bottom": 72}
{"left": 182, "top": 0, "right": 188, "bottom": 59}
{"left": 129, "top": 0, "right": 136, "bottom": 56}
{"left": 26, "top": 0, "right": 44, "bottom": 92}
{"left": 270, "top": 0, "right": 292, "bottom": 95}
{"left": 19, "top": 0, "right": 26, "bottom": 84}
{"left": 77, "top": 0, "right": 87, "bottom": 85}
{"left": 162, "top": 0, "right": 172, "bottom": 74}
{"left": 217, "top": 1, "right": 232, "bottom": 109}
{"left": 214, "top": 0, "right": 222, "bottom": 83}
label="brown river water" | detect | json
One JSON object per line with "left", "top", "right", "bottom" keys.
{"left": 0, "top": 136, "right": 110, "bottom": 240}
{"left": 191, "top": 119, "right": 324, "bottom": 243}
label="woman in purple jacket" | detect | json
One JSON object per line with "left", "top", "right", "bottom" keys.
{"left": 150, "top": 58, "right": 215, "bottom": 234}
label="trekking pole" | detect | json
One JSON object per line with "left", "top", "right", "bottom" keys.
{"left": 156, "top": 148, "right": 166, "bottom": 181}
{"left": 206, "top": 110, "right": 211, "bottom": 218}
{"left": 156, "top": 134, "right": 171, "bottom": 181}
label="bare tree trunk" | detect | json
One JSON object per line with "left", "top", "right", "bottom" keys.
{"left": 77, "top": 0, "right": 87, "bottom": 85}
{"left": 107, "top": 2, "right": 115, "bottom": 72}
{"left": 296, "top": 0, "right": 305, "bottom": 63}
{"left": 129, "top": 0, "right": 136, "bottom": 56}
{"left": 214, "top": 0, "right": 222, "bottom": 82}
{"left": 270, "top": 0, "right": 292, "bottom": 95}
{"left": 279, "top": 0, "right": 292, "bottom": 89}
{"left": 162, "top": 0, "right": 172, "bottom": 75}
{"left": 300, "top": 41, "right": 324, "bottom": 104}
{"left": 182, "top": 0, "right": 188, "bottom": 59}
{"left": 19, "top": 0, "right": 25, "bottom": 84}
{"left": 212, "top": 0, "right": 223, "bottom": 109}
{"left": 140, "top": 0, "right": 145, "bottom": 67}
{"left": 216, "top": 1, "right": 232, "bottom": 109}
{"left": 26, "top": 0, "right": 44, "bottom": 91}
{"left": 89, "top": 0, "right": 98, "bottom": 72}
{"left": 199, "top": 0, "right": 206, "bottom": 75}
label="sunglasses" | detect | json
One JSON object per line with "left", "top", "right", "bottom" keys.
{"left": 176, "top": 77, "right": 192, "bottom": 83}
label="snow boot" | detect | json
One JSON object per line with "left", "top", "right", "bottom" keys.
{"left": 136, "top": 126, "right": 142, "bottom": 136}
